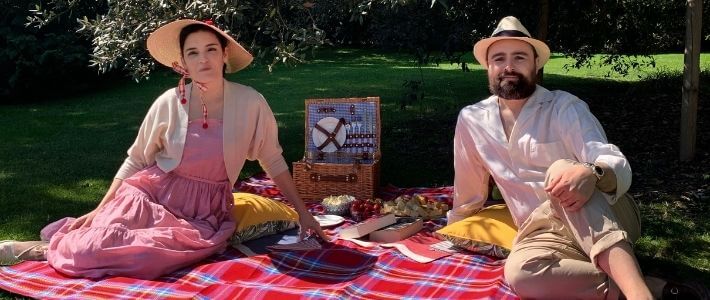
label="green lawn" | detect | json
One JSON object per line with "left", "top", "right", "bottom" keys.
{"left": 1, "top": 48, "right": 708, "bottom": 291}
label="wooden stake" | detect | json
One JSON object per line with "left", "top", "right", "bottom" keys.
{"left": 680, "top": 0, "right": 702, "bottom": 161}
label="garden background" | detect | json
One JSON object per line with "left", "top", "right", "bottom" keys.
{"left": 1, "top": 0, "right": 709, "bottom": 293}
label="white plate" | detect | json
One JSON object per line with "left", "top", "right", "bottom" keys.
{"left": 311, "top": 117, "right": 346, "bottom": 153}
{"left": 314, "top": 214, "right": 345, "bottom": 227}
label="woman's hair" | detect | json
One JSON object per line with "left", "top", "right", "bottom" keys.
{"left": 179, "top": 24, "right": 228, "bottom": 53}
{"left": 179, "top": 24, "right": 229, "bottom": 73}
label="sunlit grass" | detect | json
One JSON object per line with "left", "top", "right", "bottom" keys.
{"left": 398, "top": 50, "right": 710, "bottom": 81}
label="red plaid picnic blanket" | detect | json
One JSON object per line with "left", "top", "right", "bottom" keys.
{"left": 0, "top": 174, "right": 518, "bottom": 299}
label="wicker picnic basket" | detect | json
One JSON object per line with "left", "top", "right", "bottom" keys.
{"left": 292, "top": 97, "right": 381, "bottom": 201}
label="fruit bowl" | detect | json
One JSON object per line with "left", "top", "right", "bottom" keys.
{"left": 349, "top": 198, "right": 383, "bottom": 222}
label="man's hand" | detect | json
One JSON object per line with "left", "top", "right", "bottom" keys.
{"left": 544, "top": 164, "right": 597, "bottom": 211}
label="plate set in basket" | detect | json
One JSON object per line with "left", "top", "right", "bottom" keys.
{"left": 292, "top": 97, "right": 381, "bottom": 201}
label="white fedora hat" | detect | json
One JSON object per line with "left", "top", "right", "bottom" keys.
{"left": 473, "top": 16, "right": 550, "bottom": 71}
{"left": 147, "top": 19, "right": 253, "bottom": 73}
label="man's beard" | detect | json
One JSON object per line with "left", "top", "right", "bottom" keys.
{"left": 489, "top": 70, "right": 537, "bottom": 100}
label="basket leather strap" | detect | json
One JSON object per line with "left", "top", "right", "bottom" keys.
{"left": 309, "top": 173, "right": 357, "bottom": 182}
{"left": 314, "top": 121, "right": 344, "bottom": 150}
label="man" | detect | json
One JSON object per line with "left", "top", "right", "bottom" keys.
{"left": 450, "top": 16, "right": 685, "bottom": 299}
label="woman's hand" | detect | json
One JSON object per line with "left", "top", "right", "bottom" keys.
{"left": 68, "top": 209, "right": 98, "bottom": 231}
{"left": 298, "top": 213, "right": 331, "bottom": 242}
{"left": 66, "top": 178, "right": 123, "bottom": 231}
{"left": 269, "top": 171, "right": 332, "bottom": 242}
{"left": 544, "top": 164, "right": 597, "bottom": 212}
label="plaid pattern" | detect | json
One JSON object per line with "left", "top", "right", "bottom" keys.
{"left": 0, "top": 174, "right": 518, "bottom": 299}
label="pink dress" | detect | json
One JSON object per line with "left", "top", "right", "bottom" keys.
{"left": 41, "top": 119, "right": 236, "bottom": 279}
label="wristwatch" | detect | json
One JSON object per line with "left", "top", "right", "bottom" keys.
{"left": 582, "top": 162, "right": 604, "bottom": 181}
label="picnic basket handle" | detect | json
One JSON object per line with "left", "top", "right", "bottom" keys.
{"left": 302, "top": 156, "right": 361, "bottom": 173}
{"left": 309, "top": 173, "right": 358, "bottom": 183}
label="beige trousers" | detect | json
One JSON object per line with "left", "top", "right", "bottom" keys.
{"left": 504, "top": 159, "right": 641, "bottom": 300}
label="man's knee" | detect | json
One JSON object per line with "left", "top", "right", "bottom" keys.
{"left": 504, "top": 251, "right": 557, "bottom": 298}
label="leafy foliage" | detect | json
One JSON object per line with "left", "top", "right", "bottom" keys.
{"left": 366, "top": 0, "right": 708, "bottom": 76}
{"left": 0, "top": 0, "right": 101, "bottom": 102}
{"left": 308, "top": 0, "right": 368, "bottom": 46}
{"left": 19, "top": 0, "right": 710, "bottom": 85}
{"left": 29, "top": 0, "right": 328, "bottom": 80}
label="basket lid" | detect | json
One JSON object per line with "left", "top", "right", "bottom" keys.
{"left": 303, "top": 97, "right": 381, "bottom": 164}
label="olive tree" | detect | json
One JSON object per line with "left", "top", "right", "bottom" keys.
{"left": 29, "top": 0, "right": 328, "bottom": 80}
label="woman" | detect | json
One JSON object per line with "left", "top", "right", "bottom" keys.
{"left": 0, "top": 19, "right": 327, "bottom": 279}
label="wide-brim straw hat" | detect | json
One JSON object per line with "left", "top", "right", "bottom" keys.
{"left": 473, "top": 16, "right": 550, "bottom": 71}
{"left": 147, "top": 19, "right": 253, "bottom": 73}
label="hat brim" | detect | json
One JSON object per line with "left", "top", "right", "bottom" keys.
{"left": 473, "top": 36, "right": 550, "bottom": 71}
{"left": 147, "top": 19, "right": 253, "bottom": 73}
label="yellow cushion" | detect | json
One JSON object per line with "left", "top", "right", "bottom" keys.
{"left": 435, "top": 204, "right": 517, "bottom": 258}
{"left": 230, "top": 193, "right": 299, "bottom": 244}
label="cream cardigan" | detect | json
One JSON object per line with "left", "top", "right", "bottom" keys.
{"left": 115, "top": 80, "right": 289, "bottom": 186}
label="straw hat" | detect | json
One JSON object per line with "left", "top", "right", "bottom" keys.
{"left": 473, "top": 16, "right": 550, "bottom": 70}
{"left": 147, "top": 19, "right": 253, "bottom": 73}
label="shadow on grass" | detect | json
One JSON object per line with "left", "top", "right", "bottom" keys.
{"left": 635, "top": 200, "right": 710, "bottom": 284}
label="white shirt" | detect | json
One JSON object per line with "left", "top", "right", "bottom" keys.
{"left": 450, "top": 85, "right": 631, "bottom": 227}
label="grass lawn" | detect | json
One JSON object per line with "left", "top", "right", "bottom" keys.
{"left": 1, "top": 48, "right": 708, "bottom": 291}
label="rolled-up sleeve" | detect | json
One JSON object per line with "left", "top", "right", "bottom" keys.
{"left": 450, "top": 110, "right": 489, "bottom": 224}
{"left": 247, "top": 97, "right": 289, "bottom": 178}
{"left": 558, "top": 99, "right": 632, "bottom": 204}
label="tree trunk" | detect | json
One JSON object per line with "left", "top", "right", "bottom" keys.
{"left": 536, "top": 0, "right": 550, "bottom": 84}
{"left": 681, "top": 0, "right": 702, "bottom": 161}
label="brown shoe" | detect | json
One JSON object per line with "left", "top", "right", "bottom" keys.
{"left": 662, "top": 280, "right": 710, "bottom": 300}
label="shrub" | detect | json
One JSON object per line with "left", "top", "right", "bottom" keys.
{"left": 0, "top": 1, "right": 102, "bottom": 103}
